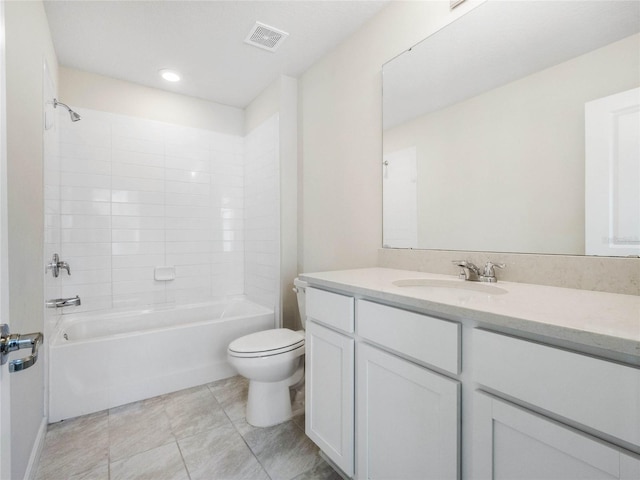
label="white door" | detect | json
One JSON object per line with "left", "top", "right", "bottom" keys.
{"left": 356, "top": 343, "right": 460, "bottom": 480}
{"left": 585, "top": 87, "right": 640, "bottom": 256}
{"left": 473, "top": 391, "right": 640, "bottom": 480}
{"left": 305, "top": 320, "right": 354, "bottom": 477}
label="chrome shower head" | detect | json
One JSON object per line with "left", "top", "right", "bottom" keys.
{"left": 53, "top": 99, "right": 81, "bottom": 122}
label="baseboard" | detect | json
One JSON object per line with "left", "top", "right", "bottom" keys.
{"left": 23, "top": 416, "right": 47, "bottom": 480}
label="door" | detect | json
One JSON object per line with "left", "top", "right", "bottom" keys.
{"left": 356, "top": 343, "right": 460, "bottom": 480}
{"left": 305, "top": 320, "right": 354, "bottom": 477}
{"left": 585, "top": 87, "right": 640, "bottom": 256}
{"left": 473, "top": 391, "right": 640, "bottom": 480}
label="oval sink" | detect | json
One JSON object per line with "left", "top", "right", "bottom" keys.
{"left": 392, "top": 279, "right": 508, "bottom": 295}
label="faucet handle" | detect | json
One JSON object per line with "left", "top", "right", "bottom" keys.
{"left": 480, "top": 262, "right": 505, "bottom": 282}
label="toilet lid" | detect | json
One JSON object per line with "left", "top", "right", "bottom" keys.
{"left": 228, "top": 328, "right": 304, "bottom": 356}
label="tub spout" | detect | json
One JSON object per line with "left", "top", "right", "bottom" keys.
{"left": 46, "top": 296, "right": 81, "bottom": 308}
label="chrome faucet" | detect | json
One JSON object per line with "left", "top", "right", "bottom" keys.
{"left": 46, "top": 296, "right": 81, "bottom": 308}
{"left": 453, "top": 260, "right": 481, "bottom": 281}
{"left": 454, "top": 260, "right": 506, "bottom": 283}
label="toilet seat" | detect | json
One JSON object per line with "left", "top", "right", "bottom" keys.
{"left": 228, "top": 328, "right": 305, "bottom": 358}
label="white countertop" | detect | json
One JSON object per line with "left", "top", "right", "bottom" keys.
{"left": 300, "top": 268, "right": 640, "bottom": 360}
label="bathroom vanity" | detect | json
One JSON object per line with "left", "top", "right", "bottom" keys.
{"left": 300, "top": 268, "right": 640, "bottom": 480}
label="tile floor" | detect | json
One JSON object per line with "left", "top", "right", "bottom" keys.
{"left": 35, "top": 376, "right": 342, "bottom": 480}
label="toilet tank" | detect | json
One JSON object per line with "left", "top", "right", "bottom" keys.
{"left": 293, "top": 278, "right": 308, "bottom": 329}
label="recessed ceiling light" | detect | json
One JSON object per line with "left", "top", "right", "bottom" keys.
{"left": 159, "top": 69, "right": 180, "bottom": 82}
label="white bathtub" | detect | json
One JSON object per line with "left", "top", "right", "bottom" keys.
{"left": 49, "top": 298, "right": 274, "bottom": 422}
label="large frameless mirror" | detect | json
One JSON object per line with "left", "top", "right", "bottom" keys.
{"left": 382, "top": 1, "right": 640, "bottom": 256}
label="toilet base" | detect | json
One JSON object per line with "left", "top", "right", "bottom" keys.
{"left": 246, "top": 378, "right": 294, "bottom": 427}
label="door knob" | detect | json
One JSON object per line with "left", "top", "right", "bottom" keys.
{"left": 0, "top": 324, "right": 43, "bottom": 373}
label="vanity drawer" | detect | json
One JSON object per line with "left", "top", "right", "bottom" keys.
{"left": 306, "top": 287, "right": 354, "bottom": 333}
{"left": 474, "top": 329, "right": 640, "bottom": 446}
{"left": 356, "top": 300, "right": 460, "bottom": 375}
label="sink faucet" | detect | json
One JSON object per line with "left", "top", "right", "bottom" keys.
{"left": 453, "top": 260, "right": 481, "bottom": 281}
{"left": 453, "top": 260, "right": 506, "bottom": 283}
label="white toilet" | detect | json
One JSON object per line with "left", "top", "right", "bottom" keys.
{"left": 227, "top": 277, "right": 307, "bottom": 427}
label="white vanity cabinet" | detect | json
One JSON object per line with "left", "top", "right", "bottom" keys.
{"left": 356, "top": 343, "right": 460, "bottom": 479}
{"left": 305, "top": 286, "right": 462, "bottom": 479}
{"left": 305, "top": 288, "right": 355, "bottom": 476}
{"left": 473, "top": 329, "right": 640, "bottom": 479}
{"left": 355, "top": 299, "right": 461, "bottom": 479}
{"left": 302, "top": 275, "right": 640, "bottom": 480}
{"left": 473, "top": 392, "right": 640, "bottom": 480}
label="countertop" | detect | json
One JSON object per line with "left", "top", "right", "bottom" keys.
{"left": 300, "top": 268, "right": 640, "bottom": 360}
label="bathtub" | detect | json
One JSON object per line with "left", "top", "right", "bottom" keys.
{"left": 49, "top": 298, "right": 274, "bottom": 422}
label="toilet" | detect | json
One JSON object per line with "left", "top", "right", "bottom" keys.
{"left": 227, "top": 277, "right": 307, "bottom": 427}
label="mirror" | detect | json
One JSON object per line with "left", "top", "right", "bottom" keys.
{"left": 382, "top": 1, "right": 640, "bottom": 256}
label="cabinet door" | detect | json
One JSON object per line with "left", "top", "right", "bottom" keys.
{"left": 356, "top": 343, "right": 460, "bottom": 480}
{"left": 473, "top": 391, "right": 640, "bottom": 480}
{"left": 306, "top": 321, "right": 355, "bottom": 476}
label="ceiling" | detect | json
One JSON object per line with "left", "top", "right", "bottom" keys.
{"left": 44, "top": 0, "right": 389, "bottom": 109}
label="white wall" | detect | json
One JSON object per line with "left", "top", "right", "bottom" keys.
{"left": 298, "top": 0, "right": 483, "bottom": 273}
{"left": 4, "top": 1, "right": 57, "bottom": 477}
{"left": 60, "top": 67, "right": 244, "bottom": 136}
{"left": 384, "top": 33, "right": 639, "bottom": 255}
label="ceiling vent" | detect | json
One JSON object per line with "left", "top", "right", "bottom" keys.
{"left": 244, "top": 22, "right": 289, "bottom": 52}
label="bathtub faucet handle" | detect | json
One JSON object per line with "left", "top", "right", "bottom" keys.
{"left": 46, "top": 253, "right": 71, "bottom": 277}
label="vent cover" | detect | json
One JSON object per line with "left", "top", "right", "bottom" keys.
{"left": 245, "top": 22, "right": 289, "bottom": 52}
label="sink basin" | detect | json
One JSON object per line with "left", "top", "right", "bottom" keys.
{"left": 392, "top": 279, "right": 508, "bottom": 295}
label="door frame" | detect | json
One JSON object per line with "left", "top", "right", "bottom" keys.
{"left": 0, "top": 1, "right": 13, "bottom": 477}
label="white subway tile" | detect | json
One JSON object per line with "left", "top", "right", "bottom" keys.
{"left": 62, "top": 269, "right": 111, "bottom": 286}
{"left": 62, "top": 282, "right": 111, "bottom": 299}
{"left": 61, "top": 215, "right": 111, "bottom": 229}
{"left": 111, "top": 190, "right": 164, "bottom": 205}
{"left": 61, "top": 172, "right": 111, "bottom": 189}
{"left": 165, "top": 193, "right": 210, "bottom": 207}
{"left": 112, "top": 135, "right": 164, "bottom": 156}
{"left": 112, "top": 279, "right": 165, "bottom": 295}
{"left": 165, "top": 169, "right": 210, "bottom": 184}
{"left": 112, "top": 254, "right": 165, "bottom": 269}
{"left": 165, "top": 205, "right": 210, "bottom": 218}
{"left": 112, "top": 203, "right": 165, "bottom": 217}
{"left": 58, "top": 140, "right": 110, "bottom": 158}
{"left": 111, "top": 216, "right": 165, "bottom": 230}
{"left": 61, "top": 229, "right": 111, "bottom": 243}
{"left": 165, "top": 253, "right": 212, "bottom": 266}
{"left": 112, "top": 176, "right": 164, "bottom": 192}
{"left": 61, "top": 186, "right": 111, "bottom": 202}
{"left": 112, "top": 266, "right": 155, "bottom": 282}
{"left": 60, "top": 157, "right": 111, "bottom": 176}
{"left": 61, "top": 242, "right": 111, "bottom": 257}
{"left": 61, "top": 201, "right": 110, "bottom": 216}
{"left": 112, "top": 162, "right": 164, "bottom": 180}
{"left": 165, "top": 241, "right": 211, "bottom": 254}
{"left": 165, "top": 229, "right": 211, "bottom": 242}
{"left": 165, "top": 180, "right": 210, "bottom": 196}
{"left": 112, "top": 229, "right": 164, "bottom": 242}
{"left": 63, "top": 256, "right": 111, "bottom": 271}
{"left": 112, "top": 242, "right": 165, "bottom": 256}
{"left": 112, "top": 149, "right": 164, "bottom": 168}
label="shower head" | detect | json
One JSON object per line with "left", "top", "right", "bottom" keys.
{"left": 53, "top": 99, "right": 81, "bottom": 122}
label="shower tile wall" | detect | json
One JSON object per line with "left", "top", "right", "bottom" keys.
{"left": 244, "top": 114, "right": 280, "bottom": 312}
{"left": 45, "top": 107, "right": 277, "bottom": 315}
